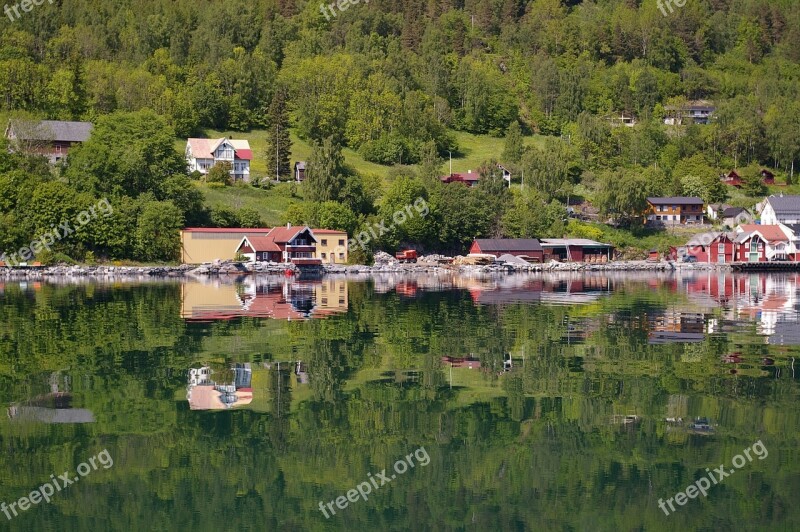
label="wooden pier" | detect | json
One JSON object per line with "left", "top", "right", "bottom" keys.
{"left": 731, "top": 262, "right": 800, "bottom": 272}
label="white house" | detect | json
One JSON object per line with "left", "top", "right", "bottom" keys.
{"left": 760, "top": 195, "right": 800, "bottom": 225}
{"left": 186, "top": 138, "right": 252, "bottom": 182}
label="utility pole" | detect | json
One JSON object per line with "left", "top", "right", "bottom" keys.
{"left": 276, "top": 123, "right": 279, "bottom": 182}
{"left": 447, "top": 150, "right": 452, "bottom": 176}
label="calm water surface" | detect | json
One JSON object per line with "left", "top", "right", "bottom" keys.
{"left": 1, "top": 272, "right": 799, "bottom": 531}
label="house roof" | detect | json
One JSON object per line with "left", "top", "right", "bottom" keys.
{"left": 187, "top": 138, "right": 252, "bottom": 160}
{"left": 766, "top": 195, "right": 800, "bottom": 216}
{"left": 738, "top": 224, "right": 789, "bottom": 242}
{"left": 647, "top": 197, "right": 704, "bottom": 206}
{"left": 473, "top": 238, "right": 542, "bottom": 252}
{"left": 295, "top": 161, "right": 306, "bottom": 170}
{"left": 686, "top": 232, "right": 721, "bottom": 246}
{"left": 267, "top": 225, "right": 316, "bottom": 244}
{"left": 312, "top": 229, "right": 347, "bottom": 235}
{"left": 239, "top": 236, "right": 281, "bottom": 253}
{"left": 783, "top": 224, "right": 800, "bottom": 237}
{"left": 722, "top": 207, "right": 747, "bottom": 218}
{"left": 182, "top": 227, "right": 271, "bottom": 234}
{"left": 230, "top": 139, "right": 252, "bottom": 160}
{"left": 540, "top": 238, "right": 613, "bottom": 248}
{"left": 7, "top": 120, "right": 93, "bottom": 142}
{"left": 441, "top": 172, "right": 481, "bottom": 183}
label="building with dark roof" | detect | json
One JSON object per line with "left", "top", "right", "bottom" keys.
{"left": 540, "top": 238, "right": 614, "bottom": 263}
{"left": 469, "top": 239, "right": 543, "bottom": 261}
{"left": 646, "top": 197, "right": 705, "bottom": 225}
{"left": 761, "top": 195, "right": 800, "bottom": 225}
{"left": 5, "top": 119, "right": 93, "bottom": 163}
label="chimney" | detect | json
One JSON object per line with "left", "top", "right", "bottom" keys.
{"left": 286, "top": 222, "right": 291, "bottom": 228}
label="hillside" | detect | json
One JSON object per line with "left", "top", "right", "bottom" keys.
{"left": 2, "top": 0, "right": 800, "bottom": 263}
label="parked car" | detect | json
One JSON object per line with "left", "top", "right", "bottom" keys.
{"left": 682, "top": 255, "right": 698, "bottom": 263}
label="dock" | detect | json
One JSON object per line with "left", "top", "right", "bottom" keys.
{"left": 731, "top": 262, "right": 800, "bottom": 272}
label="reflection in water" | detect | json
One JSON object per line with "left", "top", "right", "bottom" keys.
{"left": 181, "top": 277, "right": 349, "bottom": 321}
{"left": 1, "top": 271, "right": 799, "bottom": 530}
{"left": 7, "top": 373, "right": 94, "bottom": 423}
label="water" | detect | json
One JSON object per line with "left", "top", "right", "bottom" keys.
{"left": 0, "top": 272, "right": 798, "bottom": 531}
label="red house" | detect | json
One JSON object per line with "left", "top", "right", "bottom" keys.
{"left": 734, "top": 232, "right": 768, "bottom": 262}
{"left": 236, "top": 225, "right": 321, "bottom": 264}
{"left": 469, "top": 239, "right": 544, "bottom": 261}
{"left": 440, "top": 171, "right": 481, "bottom": 187}
{"left": 709, "top": 233, "right": 736, "bottom": 264}
{"left": 721, "top": 170, "right": 742, "bottom": 187}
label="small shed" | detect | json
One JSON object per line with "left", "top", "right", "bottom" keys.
{"left": 539, "top": 239, "right": 614, "bottom": 263}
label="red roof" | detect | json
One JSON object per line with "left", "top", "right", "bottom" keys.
{"left": 235, "top": 149, "right": 253, "bottom": 161}
{"left": 312, "top": 229, "right": 347, "bottom": 235}
{"left": 241, "top": 236, "right": 281, "bottom": 252}
{"left": 440, "top": 172, "right": 481, "bottom": 183}
{"left": 183, "top": 227, "right": 271, "bottom": 233}
{"left": 267, "top": 226, "right": 316, "bottom": 244}
{"left": 739, "top": 224, "right": 788, "bottom": 242}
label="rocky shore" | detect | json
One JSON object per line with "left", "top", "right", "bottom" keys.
{"left": 0, "top": 259, "right": 724, "bottom": 279}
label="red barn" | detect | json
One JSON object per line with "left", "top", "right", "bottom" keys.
{"left": 469, "top": 239, "right": 543, "bottom": 261}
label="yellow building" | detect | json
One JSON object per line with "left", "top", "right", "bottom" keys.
{"left": 180, "top": 227, "right": 348, "bottom": 265}
{"left": 180, "top": 228, "right": 272, "bottom": 264}
{"left": 313, "top": 229, "right": 348, "bottom": 264}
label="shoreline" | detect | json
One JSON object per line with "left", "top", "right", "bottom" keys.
{"left": 0, "top": 260, "right": 728, "bottom": 280}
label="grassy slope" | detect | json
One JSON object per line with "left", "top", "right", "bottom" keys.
{"left": 180, "top": 128, "right": 547, "bottom": 179}
{"left": 183, "top": 128, "right": 547, "bottom": 228}
{"left": 198, "top": 181, "right": 303, "bottom": 227}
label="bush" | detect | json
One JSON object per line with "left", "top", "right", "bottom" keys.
{"left": 360, "top": 133, "right": 415, "bottom": 165}
{"left": 36, "top": 250, "right": 77, "bottom": 266}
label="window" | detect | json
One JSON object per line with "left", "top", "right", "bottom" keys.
{"left": 321, "top": 253, "right": 327, "bottom": 259}
{"left": 718, "top": 244, "right": 725, "bottom": 253}
{"left": 338, "top": 253, "right": 344, "bottom": 259}
{"left": 321, "top": 239, "right": 327, "bottom": 246}
{"left": 322, "top": 298, "right": 328, "bottom": 304}
{"left": 338, "top": 239, "right": 345, "bottom": 246}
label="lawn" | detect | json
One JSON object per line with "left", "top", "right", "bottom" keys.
{"left": 180, "top": 128, "right": 547, "bottom": 181}
{"left": 197, "top": 181, "right": 302, "bottom": 227}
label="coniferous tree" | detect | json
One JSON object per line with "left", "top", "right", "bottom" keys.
{"left": 265, "top": 88, "right": 291, "bottom": 181}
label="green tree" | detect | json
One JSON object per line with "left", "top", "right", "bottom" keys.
{"left": 135, "top": 200, "right": 183, "bottom": 262}
{"left": 502, "top": 121, "right": 525, "bottom": 164}
{"left": 305, "top": 136, "right": 347, "bottom": 202}
{"left": 740, "top": 165, "right": 767, "bottom": 197}
{"left": 65, "top": 110, "right": 186, "bottom": 198}
{"left": 265, "top": 88, "right": 292, "bottom": 180}
{"left": 206, "top": 161, "right": 233, "bottom": 186}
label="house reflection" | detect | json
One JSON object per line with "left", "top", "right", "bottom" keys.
{"left": 7, "top": 373, "right": 94, "bottom": 423}
{"left": 180, "top": 278, "right": 348, "bottom": 321}
{"left": 185, "top": 361, "right": 311, "bottom": 411}
{"left": 682, "top": 272, "right": 800, "bottom": 342}
{"left": 187, "top": 364, "right": 253, "bottom": 410}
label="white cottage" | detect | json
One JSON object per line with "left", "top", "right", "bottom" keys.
{"left": 186, "top": 138, "right": 252, "bottom": 182}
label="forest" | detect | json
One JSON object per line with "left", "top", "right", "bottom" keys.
{"left": 1, "top": 0, "right": 800, "bottom": 262}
